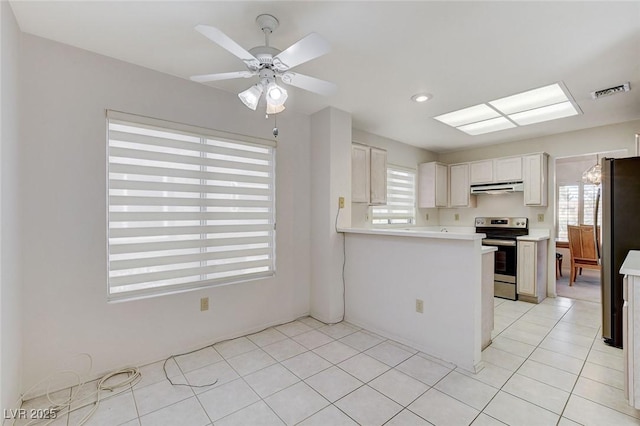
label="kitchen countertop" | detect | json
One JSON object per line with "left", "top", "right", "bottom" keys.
{"left": 338, "top": 227, "right": 485, "bottom": 241}
{"left": 517, "top": 229, "right": 551, "bottom": 242}
{"left": 621, "top": 251, "right": 640, "bottom": 276}
{"left": 482, "top": 246, "right": 498, "bottom": 254}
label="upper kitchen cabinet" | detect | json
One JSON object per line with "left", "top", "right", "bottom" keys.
{"left": 418, "top": 162, "right": 448, "bottom": 208}
{"left": 470, "top": 160, "right": 494, "bottom": 184}
{"left": 351, "top": 144, "right": 387, "bottom": 205}
{"left": 449, "top": 163, "right": 476, "bottom": 208}
{"left": 495, "top": 156, "right": 523, "bottom": 182}
{"left": 369, "top": 148, "right": 387, "bottom": 204}
{"left": 523, "top": 153, "right": 549, "bottom": 206}
{"left": 471, "top": 156, "right": 522, "bottom": 185}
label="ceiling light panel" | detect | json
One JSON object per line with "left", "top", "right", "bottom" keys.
{"left": 434, "top": 104, "right": 500, "bottom": 127}
{"left": 489, "top": 83, "right": 569, "bottom": 115}
{"left": 508, "top": 101, "right": 579, "bottom": 126}
{"left": 457, "top": 117, "right": 516, "bottom": 136}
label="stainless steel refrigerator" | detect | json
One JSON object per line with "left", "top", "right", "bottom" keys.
{"left": 602, "top": 156, "right": 640, "bottom": 348}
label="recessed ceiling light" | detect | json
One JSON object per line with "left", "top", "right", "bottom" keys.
{"left": 489, "top": 83, "right": 570, "bottom": 115}
{"left": 411, "top": 93, "right": 432, "bottom": 103}
{"left": 457, "top": 117, "right": 516, "bottom": 136}
{"left": 508, "top": 101, "right": 579, "bottom": 126}
{"left": 433, "top": 104, "right": 500, "bottom": 127}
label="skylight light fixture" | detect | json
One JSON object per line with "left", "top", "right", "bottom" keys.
{"left": 489, "top": 83, "right": 569, "bottom": 115}
{"left": 458, "top": 117, "right": 516, "bottom": 136}
{"left": 434, "top": 104, "right": 500, "bottom": 128}
{"left": 432, "top": 82, "right": 581, "bottom": 136}
{"left": 508, "top": 101, "right": 579, "bottom": 126}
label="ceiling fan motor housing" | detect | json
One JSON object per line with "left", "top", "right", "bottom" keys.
{"left": 249, "top": 46, "right": 281, "bottom": 67}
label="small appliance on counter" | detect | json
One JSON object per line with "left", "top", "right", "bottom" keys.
{"left": 475, "top": 217, "right": 529, "bottom": 300}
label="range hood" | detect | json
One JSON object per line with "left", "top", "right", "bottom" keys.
{"left": 470, "top": 181, "right": 524, "bottom": 195}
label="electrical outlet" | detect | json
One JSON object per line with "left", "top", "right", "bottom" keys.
{"left": 339, "top": 197, "right": 345, "bottom": 209}
{"left": 415, "top": 299, "right": 424, "bottom": 314}
{"left": 538, "top": 213, "right": 544, "bottom": 222}
{"left": 454, "top": 213, "right": 460, "bottom": 221}
{"left": 425, "top": 213, "right": 429, "bottom": 221}
{"left": 200, "top": 297, "right": 209, "bottom": 311}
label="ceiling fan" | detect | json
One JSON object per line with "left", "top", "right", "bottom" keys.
{"left": 191, "top": 14, "right": 337, "bottom": 114}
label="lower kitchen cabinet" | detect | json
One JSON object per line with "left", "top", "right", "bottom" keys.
{"left": 517, "top": 239, "right": 548, "bottom": 303}
{"left": 620, "top": 251, "right": 640, "bottom": 409}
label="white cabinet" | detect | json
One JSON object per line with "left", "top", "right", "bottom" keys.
{"left": 495, "top": 157, "right": 523, "bottom": 182}
{"left": 449, "top": 163, "right": 476, "bottom": 208}
{"left": 517, "top": 239, "right": 547, "bottom": 303}
{"left": 470, "top": 160, "right": 494, "bottom": 184}
{"left": 351, "top": 144, "right": 387, "bottom": 205}
{"left": 523, "top": 153, "right": 548, "bottom": 206}
{"left": 418, "top": 162, "right": 448, "bottom": 208}
{"left": 471, "top": 157, "right": 523, "bottom": 185}
{"left": 351, "top": 145, "right": 370, "bottom": 203}
{"left": 369, "top": 148, "right": 387, "bottom": 205}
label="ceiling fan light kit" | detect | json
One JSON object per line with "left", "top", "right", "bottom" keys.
{"left": 191, "top": 14, "right": 336, "bottom": 116}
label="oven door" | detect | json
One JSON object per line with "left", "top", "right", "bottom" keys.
{"left": 483, "top": 238, "right": 518, "bottom": 299}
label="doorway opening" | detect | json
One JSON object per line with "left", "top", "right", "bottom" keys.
{"left": 554, "top": 150, "right": 626, "bottom": 302}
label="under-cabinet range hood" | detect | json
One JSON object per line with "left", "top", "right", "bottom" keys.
{"left": 470, "top": 181, "right": 524, "bottom": 195}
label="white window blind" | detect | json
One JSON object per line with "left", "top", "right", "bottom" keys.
{"left": 372, "top": 166, "right": 416, "bottom": 225}
{"left": 557, "top": 185, "right": 579, "bottom": 241}
{"left": 107, "top": 111, "right": 275, "bottom": 300}
{"left": 557, "top": 182, "right": 601, "bottom": 240}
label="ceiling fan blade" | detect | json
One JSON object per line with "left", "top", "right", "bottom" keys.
{"left": 272, "top": 33, "right": 331, "bottom": 71}
{"left": 195, "top": 24, "right": 260, "bottom": 69}
{"left": 281, "top": 72, "right": 337, "bottom": 96}
{"left": 190, "top": 71, "right": 255, "bottom": 83}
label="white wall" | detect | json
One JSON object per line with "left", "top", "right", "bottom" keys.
{"left": 438, "top": 120, "right": 640, "bottom": 296}
{"left": 19, "top": 34, "right": 312, "bottom": 393}
{"left": 351, "top": 129, "right": 438, "bottom": 227}
{"left": 1, "top": 0, "right": 23, "bottom": 413}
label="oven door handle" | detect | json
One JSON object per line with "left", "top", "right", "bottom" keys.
{"left": 482, "top": 239, "right": 517, "bottom": 247}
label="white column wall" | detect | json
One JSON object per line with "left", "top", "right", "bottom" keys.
{"left": 1, "top": 0, "right": 23, "bottom": 413}
{"left": 19, "top": 34, "right": 312, "bottom": 393}
{"left": 310, "top": 107, "right": 352, "bottom": 323}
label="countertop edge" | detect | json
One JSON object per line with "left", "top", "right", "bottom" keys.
{"left": 621, "top": 250, "right": 640, "bottom": 276}
{"left": 337, "top": 227, "right": 485, "bottom": 241}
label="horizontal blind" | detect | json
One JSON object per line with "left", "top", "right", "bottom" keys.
{"left": 372, "top": 166, "right": 416, "bottom": 225}
{"left": 107, "top": 113, "right": 275, "bottom": 299}
{"left": 557, "top": 184, "right": 579, "bottom": 240}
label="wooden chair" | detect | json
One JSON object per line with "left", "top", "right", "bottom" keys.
{"left": 567, "top": 225, "right": 601, "bottom": 286}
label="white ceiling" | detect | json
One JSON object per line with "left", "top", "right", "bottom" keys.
{"left": 9, "top": 1, "right": 640, "bottom": 152}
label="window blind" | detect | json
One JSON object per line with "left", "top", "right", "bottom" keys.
{"left": 107, "top": 111, "right": 275, "bottom": 300}
{"left": 557, "top": 184, "right": 579, "bottom": 240}
{"left": 372, "top": 166, "right": 416, "bottom": 225}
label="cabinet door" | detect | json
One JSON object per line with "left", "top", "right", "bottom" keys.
{"left": 418, "top": 162, "right": 447, "bottom": 208}
{"left": 470, "top": 160, "right": 494, "bottom": 184}
{"left": 495, "top": 157, "right": 523, "bottom": 182}
{"left": 435, "top": 163, "right": 448, "bottom": 207}
{"left": 449, "top": 163, "right": 471, "bottom": 207}
{"left": 351, "top": 145, "right": 370, "bottom": 203}
{"left": 369, "top": 148, "right": 387, "bottom": 205}
{"left": 517, "top": 241, "right": 536, "bottom": 296}
{"left": 523, "top": 154, "right": 548, "bottom": 206}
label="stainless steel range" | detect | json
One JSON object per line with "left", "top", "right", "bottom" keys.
{"left": 475, "top": 217, "right": 529, "bottom": 300}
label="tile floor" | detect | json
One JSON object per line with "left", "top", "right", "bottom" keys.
{"left": 19, "top": 297, "right": 640, "bottom": 425}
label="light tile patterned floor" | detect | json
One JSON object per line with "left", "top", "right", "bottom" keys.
{"left": 19, "top": 297, "right": 640, "bottom": 425}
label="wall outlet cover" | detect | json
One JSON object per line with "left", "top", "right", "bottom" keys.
{"left": 416, "top": 299, "right": 424, "bottom": 313}
{"left": 200, "top": 297, "right": 209, "bottom": 311}
{"left": 454, "top": 213, "right": 460, "bottom": 221}
{"left": 538, "top": 213, "right": 544, "bottom": 222}
{"left": 339, "top": 197, "right": 345, "bottom": 209}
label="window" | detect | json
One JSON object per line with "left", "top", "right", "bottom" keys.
{"left": 372, "top": 166, "right": 416, "bottom": 225}
{"left": 107, "top": 111, "right": 275, "bottom": 300}
{"left": 557, "top": 183, "right": 601, "bottom": 240}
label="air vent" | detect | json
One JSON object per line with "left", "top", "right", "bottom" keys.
{"left": 591, "top": 82, "right": 631, "bottom": 100}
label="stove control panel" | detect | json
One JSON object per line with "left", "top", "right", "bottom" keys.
{"left": 475, "top": 217, "right": 528, "bottom": 228}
